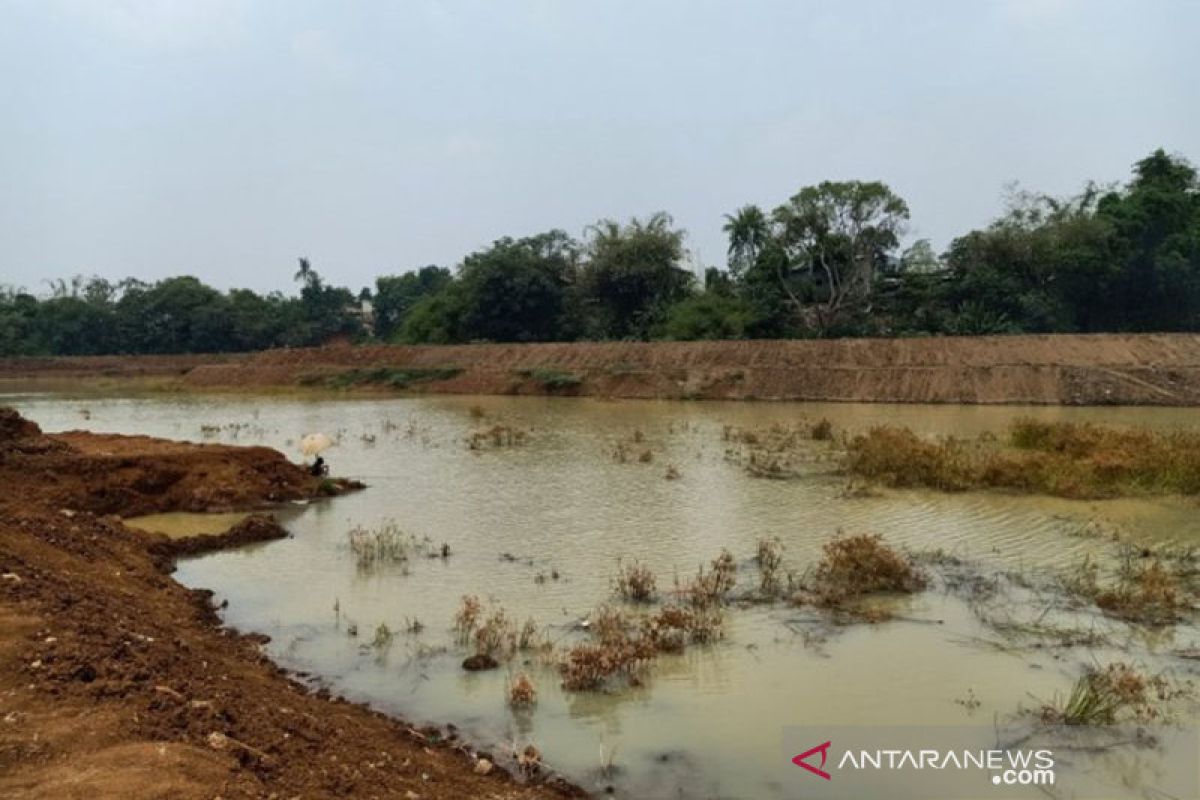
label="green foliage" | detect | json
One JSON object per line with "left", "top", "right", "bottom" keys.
{"left": 518, "top": 368, "right": 582, "bottom": 390}
{"left": 374, "top": 266, "right": 451, "bottom": 340}
{"left": 320, "top": 366, "right": 463, "bottom": 389}
{"left": 578, "top": 212, "right": 694, "bottom": 339}
{"left": 659, "top": 293, "right": 756, "bottom": 340}
{"left": 5, "top": 149, "right": 1198, "bottom": 356}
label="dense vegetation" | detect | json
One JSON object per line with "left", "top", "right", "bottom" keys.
{"left": 2, "top": 149, "right": 1197, "bottom": 356}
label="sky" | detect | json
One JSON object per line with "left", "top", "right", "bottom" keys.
{"left": 0, "top": 0, "right": 1196, "bottom": 295}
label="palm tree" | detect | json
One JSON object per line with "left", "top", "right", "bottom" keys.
{"left": 722, "top": 205, "right": 770, "bottom": 277}
{"left": 294, "top": 257, "right": 316, "bottom": 287}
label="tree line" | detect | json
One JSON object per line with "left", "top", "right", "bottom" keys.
{"left": 2, "top": 148, "right": 1197, "bottom": 357}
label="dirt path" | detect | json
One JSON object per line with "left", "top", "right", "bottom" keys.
{"left": 6, "top": 333, "right": 1200, "bottom": 404}
{"left": 0, "top": 409, "right": 576, "bottom": 799}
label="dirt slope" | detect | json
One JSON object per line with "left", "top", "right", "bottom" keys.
{"left": 0, "top": 409, "right": 573, "bottom": 800}
{"left": 6, "top": 334, "right": 1200, "bottom": 404}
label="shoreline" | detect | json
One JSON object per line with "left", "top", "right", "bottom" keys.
{"left": 4, "top": 333, "right": 1200, "bottom": 405}
{"left": 0, "top": 408, "right": 580, "bottom": 799}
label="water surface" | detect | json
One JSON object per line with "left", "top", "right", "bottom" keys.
{"left": 8, "top": 391, "right": 1199, "bottom": 799}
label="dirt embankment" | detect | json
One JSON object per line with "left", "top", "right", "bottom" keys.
{"left": 7, "top": 333, "right": 1200, "bottom": 404}
{"left": 0, "top": 409, "right": 573, "bottom": 800}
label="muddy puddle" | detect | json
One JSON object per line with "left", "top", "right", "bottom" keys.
{"left": 7, "top": 391, "right": 1199, "bottom": 798}
{"left": 124, "top": 511, "right": 251, "bottom": 539}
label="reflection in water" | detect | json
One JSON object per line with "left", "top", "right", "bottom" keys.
{"left": 7, "top": 391, "right": 1199, "bottom": 798}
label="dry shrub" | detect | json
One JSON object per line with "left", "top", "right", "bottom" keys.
{"left": 454, "top": 597, "right": 543, "bottom": 660}
{"left": 643, "top": 605, "right": 723, "bottom": 649}
{"left": 508, "top": 673, "right": 537, "bottom": 707}
{"left": 454, "top": 595, "right": 483, "bottom": 641}
{"left": 849, "top": 420, "right": 1200, "bottom": 499}
{"left": 800, "top": 533, "right": 926, "bottom": 609}
{"left": 679, "top": 549, "right": 737, "bottom": 608}
{"left": 474, "top": 608, "right": 515, "bottom": 657}
{"left": 347, "top": 521, "right": 429, "bottom": 570}
{"left": 589, "top": 604, "right": 631, "bottom": 645}
{"left": 1040, "top": 663, "right": 1189, "bottom": 725}
{"left": 562, "top": 597, "right": 727, "bottom": 692}
{"left": 1095, "top": 560, "right": 1188, "bottom": 625}
{"left": 614, "top": 559, "right": 658, "bottom": 603}
{"left": 844, "top": 427, "right": 976, "bottom": 491}
{"left": 560, "top": 637, "right": 658, "bottom": 692}
{"left": 810, "top": 418, "right": 834, "bottom": 441}
{"left": 756, "top": 537, "right": 786, "bottom": 597}
{"left": 637, "top": 448, "right": 654, "bottom": 463}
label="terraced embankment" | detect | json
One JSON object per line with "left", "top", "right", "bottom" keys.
{"left": 6, "top": 333, "right": 1200, "bottom": 404}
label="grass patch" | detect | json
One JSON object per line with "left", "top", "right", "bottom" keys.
{"left": 307, "top": 366, "right": 463, "bottom": 390}
{"left": 517, "top": 367, "right": 583, "bottom": 391}
{"left": 1064, "top": 549, "right": 1192, "bottom": 626}
{"left": 347, "top": 521, "right": 430, "bottom": 570}
{"left": 1039, "top": 663, "right": 1188, "bottom": 725}
{"left": 846, "top": 419, "right": 1200, "bottom": 498}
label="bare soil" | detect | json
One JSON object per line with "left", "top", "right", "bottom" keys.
{"left": 6, "top": 333, "right": 1200, "bottom": 404}
{"left": 0, "top": 408, "right": 576, "bottom": 800}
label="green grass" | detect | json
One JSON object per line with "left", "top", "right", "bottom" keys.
{"left": 516, "top": 367, "right": 583, "bottom": 391}
{"left": 304, "top": 366, "right": 463, "bottom": 390}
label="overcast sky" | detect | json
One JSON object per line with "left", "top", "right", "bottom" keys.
{"left": 1, "top": 0, "right": 1196, "bottom": 294}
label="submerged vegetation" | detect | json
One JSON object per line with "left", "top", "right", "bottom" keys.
{"left": 466, "top": 423, "right": 529, "bottom": 450}
{"left": 1039, "top": 663, "right": 1191, "bottom": 726}
{"left": 794, "top": 533, "right": 926, "bottom": 615}
{"left": 1062, "top": 549, "right": 1194, "bottom": 626}
{"left": 846, "top": 419, "right": 1200, "bottom": 499}
{"left": 613, "top": 559, "right": 657, "bottom": 603}
{"left": 346, "top": 520, "right": 429, "bottom": 570}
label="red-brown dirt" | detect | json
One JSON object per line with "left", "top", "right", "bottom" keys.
{"left": 6, "top": 333, "right": 1200, "bottom": 404}
{"left": 0, "top": 409, "right": 576, "bottom": 800}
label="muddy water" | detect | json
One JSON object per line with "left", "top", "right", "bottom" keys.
{"left": 125, "top": 511, "right": 251, "bottom": 539}
{"left": 7, "top": 391, "right": 1200, "bottom": 799}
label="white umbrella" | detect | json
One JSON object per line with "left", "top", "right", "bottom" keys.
{"left": 299, "top": 432, "right": 334, "bottom": 458}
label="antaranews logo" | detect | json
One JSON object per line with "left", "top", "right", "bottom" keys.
{"left": 783, "top": 725, "right": 1199, "bottom": 799}
{"left": 791, "top": 740, "right": 832, "bottom": 780}
{"left": 790, "top": 740, "right": 1053, "bottom": 787}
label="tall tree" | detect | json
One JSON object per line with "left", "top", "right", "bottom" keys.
{"left": 770, "top": 181, "right": 910, "bottom": 333}
{"left": 579, "top": 212, "right": 693, "bottom": 339}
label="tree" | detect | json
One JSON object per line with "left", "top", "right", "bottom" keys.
{"left": 770, "top": 181, "right": 910, "bottom": 334}
{"left": 722, "top": 205, "right": 771, "bottom": 280}
{"left": 455, "top": 231, "right": 578, "bottom": 342}
{"left": 578, "top": 212, "right": 694, "bottom": 339}
{"left": 373, "top": 266, "right": 452, "bottom": 340}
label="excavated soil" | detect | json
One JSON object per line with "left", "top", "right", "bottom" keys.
{"left": 6, "top": 334, "right": 1200, "bottom": 404}
{"left": 0, "top": 408, "right": 575, "bottom": 800}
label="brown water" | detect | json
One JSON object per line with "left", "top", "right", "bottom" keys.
{"left": 7, "top": 391, "right": 1199, "bottom": 799}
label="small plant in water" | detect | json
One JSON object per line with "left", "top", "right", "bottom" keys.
{"left": 371, "top": 622, "right": 394, "bottom": 650}
{"left": 614, "top": 558, "right": 658, "bottom": 603}
{"left": 346, "top": 520, "right": 428, "bottom": 570}
{"left": 508, "top": 673, "right": 537, "bottom": 707}
{"left": 756, "top": 537, "right": 786, "bottom": 598}
{"left": 454, "top": 595, "right": 483, "bottom": 641}
{"left": 797, "top": 532, "right": 926, "bottom": 613}
{"left": 1038, "top": 663, "right": 1189, "bottom": 726}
